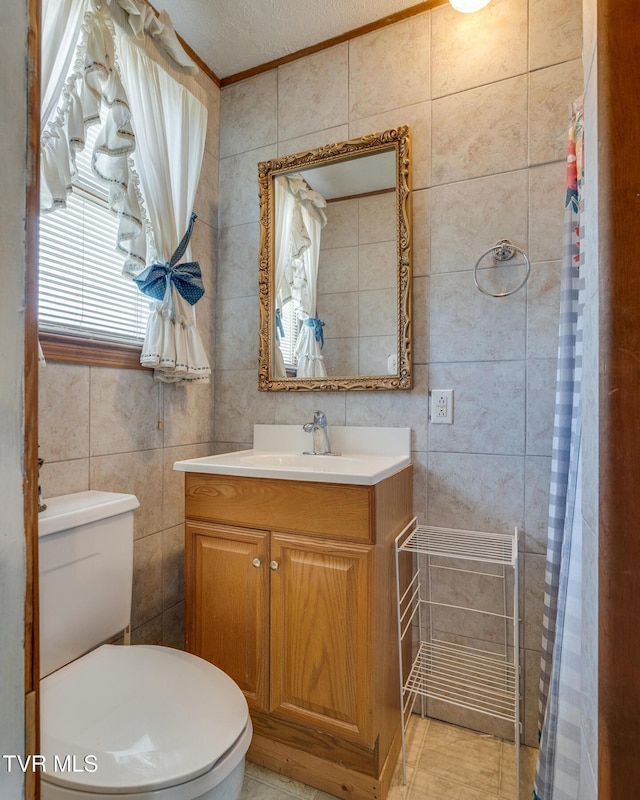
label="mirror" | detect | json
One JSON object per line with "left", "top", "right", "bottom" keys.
{"left": 257, "top": 126, "right": 412, "bottom": 391}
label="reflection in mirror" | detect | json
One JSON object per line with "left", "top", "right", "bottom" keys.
{"left": 258, "top": 127, "right": 412, "bottom": 391}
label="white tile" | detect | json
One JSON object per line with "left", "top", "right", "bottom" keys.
{"left": 163, "top": 380, "right": 214, "bottom": 448}
{"left": 277, "top": 125, "right": 350, "bottom": 159}
{"left": 523, "top": 553, "right": 545, "bottom": 650}
{"left": 428, "top": 271, "right": 526, "bottom": 363}
{"left": 358, "top": 192, "right": 396, "bottom": 244}
{"left": 220, "top": 72, "right": 277, "bottom": 158}
{"left": 214, "top": 369, "right": 275, "bottom": 444}
{"left": 430, "top": 170, "right": 528, "bottom": 274}
{"left": 523, "top": 456, "right": 552, "bottom": 554}
{"left": 193, "top": 149, "right": 219, "bottom": 228}
{"left": 39, "top": 364, "right": 90, "bottom": 462}
{"left": 321, "top": 199, "right": 359, "bottom": 249}
{"left": 431, "top": 0, "right": 527, "bottom": 98}
{"left": 90, "top": 368, "right": 163, "bottom": 456}
{"left": 217, "top": 223, "right": 260, "bottom": 299}
{"left": 526, "top": 261, "right": 561, "bottom": 359}
{"left": 432, "top": 76, "right": 528, "bottom": 185}
{"left": 317, "top": 246, "right": 358, "bottom": 295}
{"left": 529, "top": 60, "right": 584, "bottom": 166}
{"left": 358, "top": 241, "right": 397, "bottom": 291}
{"left": 428, "top": 361, "right": 526, "bottom": 455}
{"left": 346, "top": 365, "right": 428, "bottom": 451}
{"left": 427, "top": 452, "right": 524, "bottom": 532}
{"left": 40, "top": 458, "right": 89, "bottom": 502}
{"left": 131, "top": 531, "right": 163, "bottom": 629}
{"left": 529, "top": 0, "right": 583, "bottom": 71}
{"left": 358, "top": 288, "right": 397, "bottom": 337}
{"left": 163, "top": 442, "right": 212, "bottom": 530}
{"left": 525, "top": 358, "right": 556, "bottom": 456}
{"left": 529, "top": 161, "right": 566, "bottom": 263}
{"left": 349, "top": 15, "right": 431, "bottom": 121}
{"left": 358, "top": 335, "right": 396, "bottom": 376}
{"left": 349, "top": 102, "right": 431, "bottom": 191}
{"left": 90, "top": 449, "right": 164, "bottom": 539}
{"left": 278, "top": 45, "right": 348, "bottom": 141}
{"left": 215, "top": 295, "right": 259, "bottom": 371}
{"left": 219, "top": 145, "right": 277, "bottom": 229}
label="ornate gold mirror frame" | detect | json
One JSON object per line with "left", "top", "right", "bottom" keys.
{"left": 257, "top": 126, "right": 412, "bottom": 391}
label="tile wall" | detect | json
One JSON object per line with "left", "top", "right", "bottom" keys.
{"left": 38, "top": 69, "right": 221, "bottom": 649}
{"left": 316, "top": 193, "right": 397, "bottom": 376}
{"left": 215, "top": 0, "right": 584, "bottom": 747}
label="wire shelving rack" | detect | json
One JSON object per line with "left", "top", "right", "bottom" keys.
{"left": 394, "top": 518, "right": 521, "bottom": 796}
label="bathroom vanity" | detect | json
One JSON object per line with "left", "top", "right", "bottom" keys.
{"left": 176, "top": 426, "right": 413, "bottom": 800}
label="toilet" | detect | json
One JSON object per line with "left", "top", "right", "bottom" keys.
{"left": 38, "top": 491, "right": 252, "bottom": 800}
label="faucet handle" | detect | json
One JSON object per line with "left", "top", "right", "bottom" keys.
{"left": 313, "top": 410, "right": 327, "bottom": 425}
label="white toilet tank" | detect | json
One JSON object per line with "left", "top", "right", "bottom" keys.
{"left": 38, "top": 491, "right": 140, "bottom": 678}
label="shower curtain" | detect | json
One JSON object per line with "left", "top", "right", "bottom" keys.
{"left": 534, "top": 100, "right": 585, "bottom": 800}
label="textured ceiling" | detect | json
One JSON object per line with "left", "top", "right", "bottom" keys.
{"left": 153, "top": 0, "right": 434, "bottom": 79}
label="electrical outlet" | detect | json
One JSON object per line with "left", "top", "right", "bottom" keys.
{"left": 430, "top": 389, "right": 453, "bottom": 424}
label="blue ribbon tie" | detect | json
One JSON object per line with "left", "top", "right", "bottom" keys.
{"left": 275, "top": 307, "right": 285, "bottom": 341}
{"left": 134, "top": 213, "right": 204, "bottom": 305}
{"left": 304, "top": 316, "right": 325, "bottom": 348}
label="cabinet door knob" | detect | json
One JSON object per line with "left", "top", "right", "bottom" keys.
{"left": 270, "top": 560, "right": 280, "bottom": 571}
{"left": 252, "top": 558, "right": 262, "bottom": 568}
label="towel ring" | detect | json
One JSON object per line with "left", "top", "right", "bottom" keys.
{"left": 473, "top": 239, "right": 531, "bottom": 298}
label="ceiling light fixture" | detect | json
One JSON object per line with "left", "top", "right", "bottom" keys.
{"left": 449, "top": 0, "right": 492, "bottom": 12}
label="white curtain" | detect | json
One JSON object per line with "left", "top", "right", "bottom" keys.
{"left": 115, "top": 30, "right": 210, "bottom": 383}
{"left": 273, "top": 176, "right": 296, "bottom": 378}
{"left": 272, "top": 174, "right": 327, "bottom": 378}
{"left": 287, "top": 176, "right": 327, "bottom": 378}
{"left": 40, "top": 0, "right": 147, "bottom": 275}
{"left": 38, "top": 0, "right": 79, "bottom": 366}
{"left": 41, "top": 0, "right": 84, "bottom": 135}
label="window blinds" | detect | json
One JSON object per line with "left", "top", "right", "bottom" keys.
{"left": 278, "top": 299, "right": 299, "bottom": 370}
{"left": 38, "top": 126, "right": 150, "bottom": 344}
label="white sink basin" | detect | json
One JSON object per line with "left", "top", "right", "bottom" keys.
{"left": 238, "top": 452, "right": 364, "bottom": 469}
{"left": 173, "top": 425, "right": 411, "bottom": 486}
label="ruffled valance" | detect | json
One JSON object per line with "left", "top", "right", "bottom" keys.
{"left": 40, "top": 0, "right": 147, "bottom": 276}
{"left": 108, "top": 0, "right": 198, "bottom": 74}
{"left": 285, "top": 173, "right": 327, "bottom": 258}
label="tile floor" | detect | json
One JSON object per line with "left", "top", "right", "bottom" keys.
{"left": 239, "top": 717, "right": 538, "bottom": 800}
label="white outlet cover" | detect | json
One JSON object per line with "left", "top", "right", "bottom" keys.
{"left": 430, "top": 389, "right": 453, "bottom": 424}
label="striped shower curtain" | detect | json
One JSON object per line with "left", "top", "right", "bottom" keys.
{"left": 534, "top": 100, "right": 585, "bottom": 800}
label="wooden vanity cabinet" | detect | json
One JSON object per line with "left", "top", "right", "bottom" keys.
{"left": 184, "top": 467, "right": 412, "bottom": 800}
{"left": 188, "top": 523, "right": 270, "bottom": 709}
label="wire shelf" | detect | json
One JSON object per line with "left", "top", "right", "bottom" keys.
{"left": 404, "top": 640, "right": 517, "bottom": 722}
{"left": 394, "top": 520, "right": 520, "bottom": 797}
{"left": 399, "top": 524, "right": 517, "bottom": 566}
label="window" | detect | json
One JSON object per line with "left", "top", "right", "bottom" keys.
{"left": 38, "top": 125, "right": 149, "bottom": 368}
{"left": 278, "top": 298, "right": 299, "bottom": 372}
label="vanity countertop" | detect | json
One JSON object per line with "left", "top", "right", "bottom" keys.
{"left": 173, "top": 425, "right": 411, "bottom": 486}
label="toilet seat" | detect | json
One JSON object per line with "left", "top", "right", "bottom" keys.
{"left": 40, "top": 645, "right": 250, "bottom": 796}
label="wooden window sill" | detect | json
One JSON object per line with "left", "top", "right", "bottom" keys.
{"left": 39, "top": 331, "right": 144, "bottom": 370}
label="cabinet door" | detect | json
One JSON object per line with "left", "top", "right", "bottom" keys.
{"left": 269, "top": 533, "right": 375, "bottom": 746}
{"left": 186, "top": 522, "right": 269, "bottom": 711}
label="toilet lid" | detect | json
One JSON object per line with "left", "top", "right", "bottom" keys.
{"left": 40, "top": 645, "right": 249, "bottom": 793}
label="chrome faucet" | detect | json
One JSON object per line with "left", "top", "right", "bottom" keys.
{"left": 302, "top": 410, "right": 335, "bottom": 455}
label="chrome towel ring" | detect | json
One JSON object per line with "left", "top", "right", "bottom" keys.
{"left": 473, "top": 239, "right": 531, "bottom": 298}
